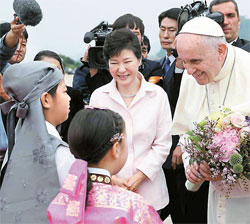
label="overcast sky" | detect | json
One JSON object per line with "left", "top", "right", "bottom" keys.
{"left": 1, "top": 0, "right": 249, "bottom": 62}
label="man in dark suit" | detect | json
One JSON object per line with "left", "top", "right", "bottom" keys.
{"left": 157, "top": 8, "right": 185, "bottom": 222}
{"left": 158, "top": 8, "right": 184, "bottom": 116}
{"left": 157, "top": 8, "right": 209, "bottom": 223}
{"left": 209, "top": 0, "right": 249, "bottom": 51}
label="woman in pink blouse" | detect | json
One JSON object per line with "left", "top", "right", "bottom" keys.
{"left": 89, "top": 28, "right": 172, "bottom": 211}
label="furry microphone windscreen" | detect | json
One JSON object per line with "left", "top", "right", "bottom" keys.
{"left": 13, "top": 0, "right": 43, "bottom": 26}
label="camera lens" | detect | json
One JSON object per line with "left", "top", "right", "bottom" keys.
{"left": 88, "top": 47, "right": 108, "bottom": 69}
{"left": 94, "top": 49, "right": 106, "bottom": 66}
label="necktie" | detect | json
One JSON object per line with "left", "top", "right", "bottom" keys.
{"left": 163, "top": 57, "right": 170, "bottom": 78}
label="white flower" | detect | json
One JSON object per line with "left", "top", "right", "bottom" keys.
{"left": 230, "top": 112, "right": 247, "bottom": 128}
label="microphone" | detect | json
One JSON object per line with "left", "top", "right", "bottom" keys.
{"left": 84, "top": 32, "right": 95, "bottom": 43}
{"left": 13, "top": 0, "right": 43, "bottom": 26}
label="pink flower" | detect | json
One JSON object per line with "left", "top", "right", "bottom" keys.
{"left": 230, "top": 112, "right": 247, "bottom": 128}
{"left": 212, "top": 128, "right": 240, "bottom": 162}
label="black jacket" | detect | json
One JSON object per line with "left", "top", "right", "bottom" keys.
{"left": 60, "top": 86, "right": 85, "bottom": 142}
{"left": 242, "top": 42, "right": 250, "bottom": 52}
{"left": 232, "top": 37, "right": 250, "bottom": 51}
{"left": 156, "top": 57, "right": 184, "bottom": 169}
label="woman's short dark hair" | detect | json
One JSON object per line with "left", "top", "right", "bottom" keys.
{"left": 34, "top": 50, "right": 64, "bottom": 73}
{"left": 103, "top": 28, "right": 142, "bottom": 60}
{"left": 68, "top": 108, "right": 124, "bottom": 165}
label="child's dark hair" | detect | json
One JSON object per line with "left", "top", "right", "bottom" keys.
{"left": 34, "top": 50, "right": 64, "bottom": 73}
{"left": 47, "top": 84, "right": 58, "bottom": 97}
{"left": 68, "top": 108, "right": 124, "bottom": 207}
{"left": 68, "top": 108, "right": 124, "bottom": 163}
{"left": 103, "top": 28, "right": 142, "bottom": 60}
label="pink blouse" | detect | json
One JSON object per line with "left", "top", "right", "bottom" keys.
{"left": 90, "top": 74, "right": 172, "bottom": 210}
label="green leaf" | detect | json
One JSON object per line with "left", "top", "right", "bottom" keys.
{"left": 198, "top": 120, "right": 208, "bottom": 128}
{"left": 195, "top": 143, "right": 202, "bottom": 151}
{"left": 189, "top": 136, "right": 202, "bottom": 144}
{"left": 186, "top": 131, "right": 194, "bottom": 136}
{"left": 189, "top": 158, "right": 194, "bottom": 165}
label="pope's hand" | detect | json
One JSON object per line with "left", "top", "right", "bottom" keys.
{"left": 186, "top": 162, "right": 204, "bottom": 184}
{"left": 199, "top": 161, "right": 222, "bottom": 181}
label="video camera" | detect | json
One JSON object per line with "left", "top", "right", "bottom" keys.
{"left": 83, "top": 21, "right": 112, "bottom": 69}
{"left": 177, "top": 0, "right": 224, "bottom": 35}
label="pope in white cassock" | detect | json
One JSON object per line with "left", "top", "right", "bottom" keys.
{"left": 172, "top": 17, "right": 250, "bottom": 224}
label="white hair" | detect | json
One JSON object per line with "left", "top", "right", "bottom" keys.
{"left": 200, "top": 35, "right": 227, "bottom": 50}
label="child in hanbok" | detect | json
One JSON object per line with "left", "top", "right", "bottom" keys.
{"left": 0, "top": 61, "right": 74, "bottom": 223}
{"left": 48, "top": 108, "right": 162, "bottom": 223}
{"left": 33, "top": 50, "right": 85, "bottom": 143}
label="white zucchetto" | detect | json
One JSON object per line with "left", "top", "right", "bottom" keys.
{"left": 179, "top": 16, "right": 225, "bottom": 37}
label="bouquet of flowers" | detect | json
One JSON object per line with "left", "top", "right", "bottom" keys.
{"left": 184, "top": 107, "right": 250, "bottom": 197}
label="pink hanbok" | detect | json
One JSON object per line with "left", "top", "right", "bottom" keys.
{"left": 48, "top": 159, "right": 162, "bottom": 223}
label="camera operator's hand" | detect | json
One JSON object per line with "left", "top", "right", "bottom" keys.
{"left": 81, "top": 45, "right": 98, "bottom": 77}
{"left": 81, "top": 45, "right": 90, "bottom": 63}
{"left": 4, "top": 17, "right": 25, "bottom": 49}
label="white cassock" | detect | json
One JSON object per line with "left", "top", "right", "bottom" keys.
{"left": 172, "top": 44, "right": 250, "bottom": 224}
